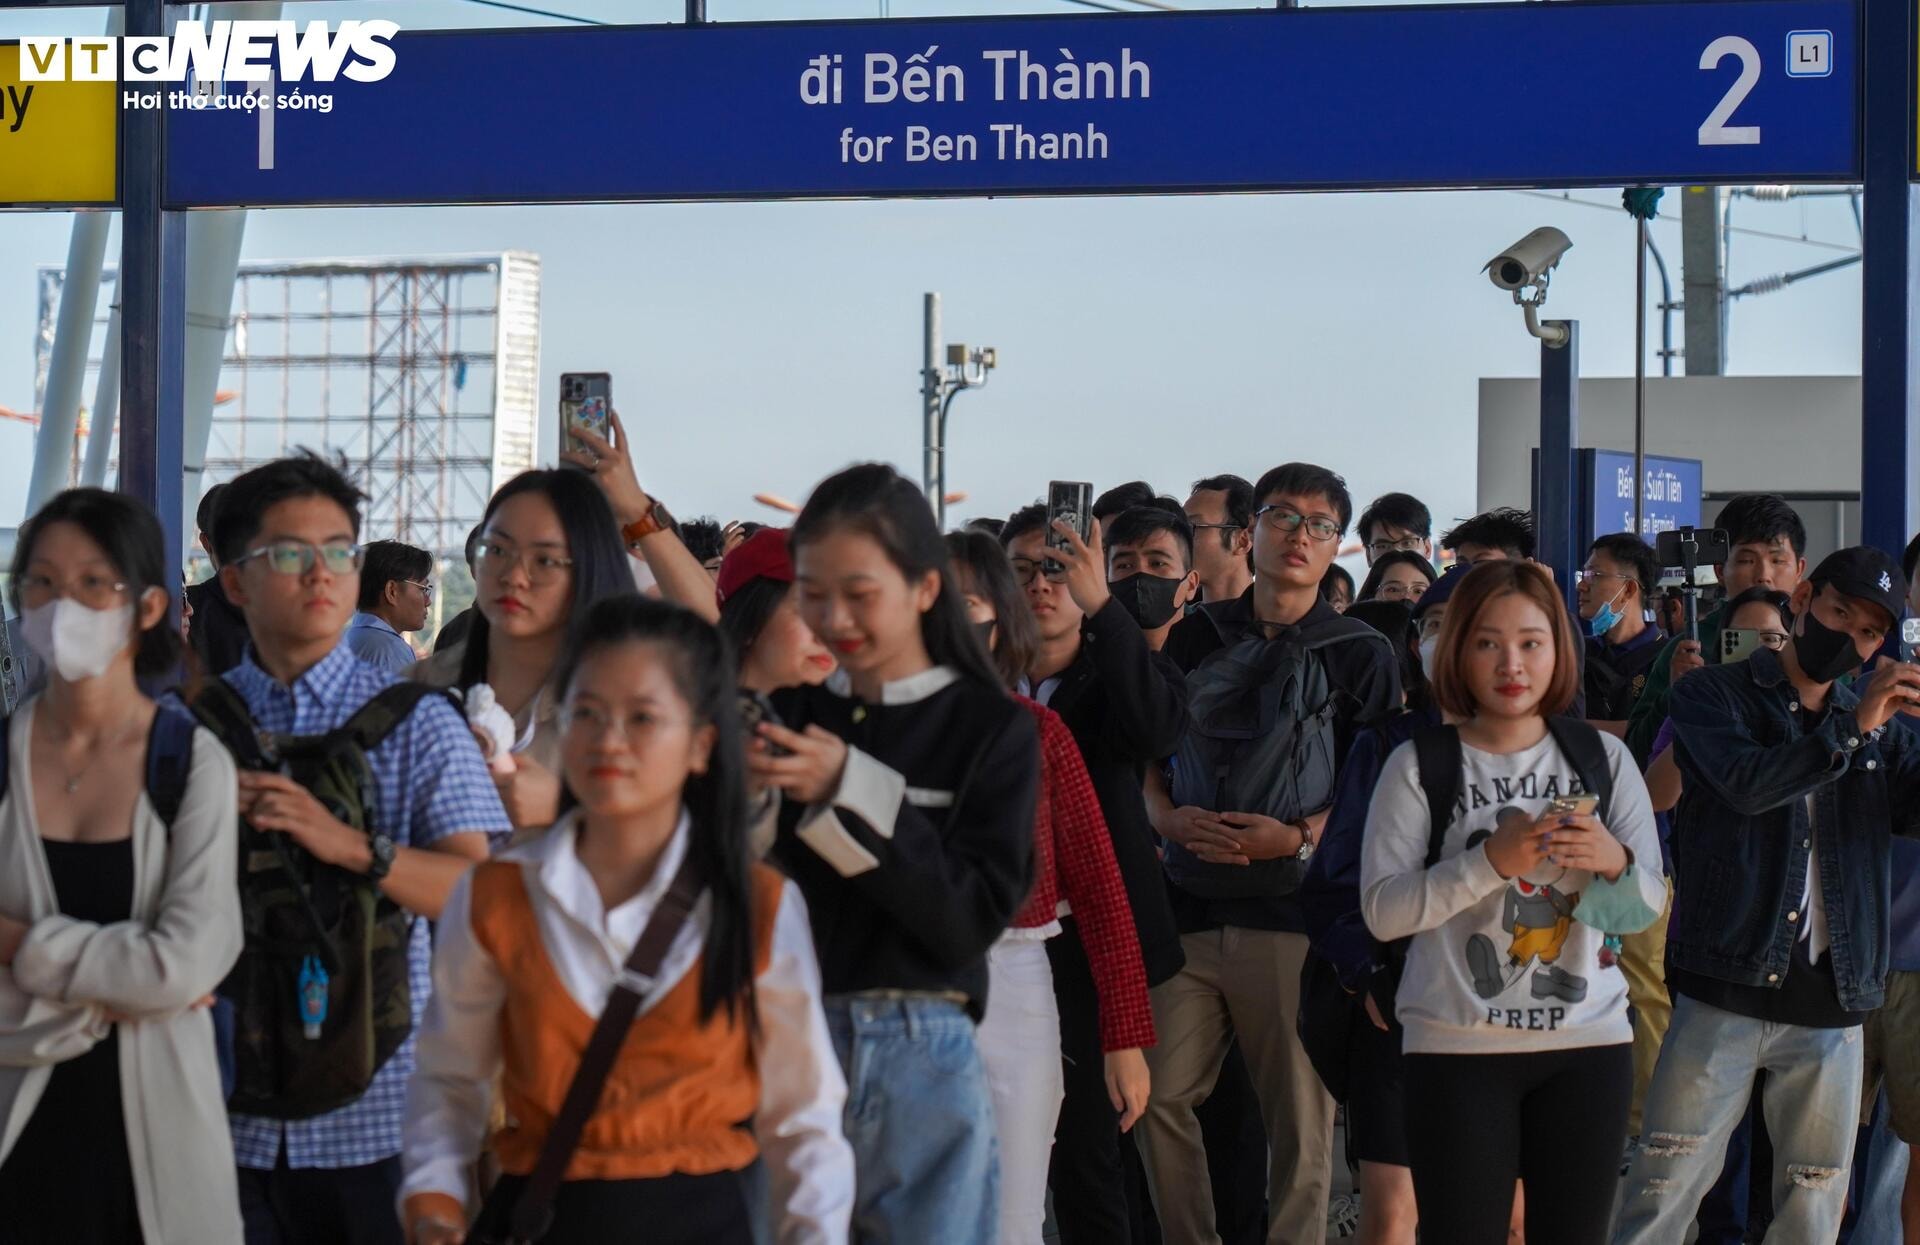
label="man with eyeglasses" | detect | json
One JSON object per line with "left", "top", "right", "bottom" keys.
{"left": 1579, "top": 533, "right": 1662, "bottom": 729}
{"left": 1355, "top": 492, "right": 1434, "bottom": 566}
{"left": 999, "top": 501, "right": 1189, "bottom": 1245}
{"left": 1185, "top": 475, "right": 1256, "bottom": 606}
{"left": 1625, "top": 494, "right": 1810, "bottom": 766}
{"left": 205, "top": 454, "right": 510, "bottom": 1245}
{"left": 348, "top": 540, "right": 435, "bottom": 675}
{"left": 1147, "top": 463, "right": 1401, "bottom": 1245}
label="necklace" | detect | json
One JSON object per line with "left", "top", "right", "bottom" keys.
{"left": 45, "top": 706, "right": 145, "bottom": 794}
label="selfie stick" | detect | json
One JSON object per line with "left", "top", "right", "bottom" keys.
{"left": 1676, "top": 527, "right": 1702, "bottom": 645}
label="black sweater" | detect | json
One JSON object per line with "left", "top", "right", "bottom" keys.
{"left": 1043, "top": 598, "right": 1190, "bottom": 986}
{"left": 772, "top": 669, "right": 1038, "bottom": 1021}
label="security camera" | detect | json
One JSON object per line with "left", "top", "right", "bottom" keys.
{"left": 1485, "top": 227, "right": 1574, "bottom": 293}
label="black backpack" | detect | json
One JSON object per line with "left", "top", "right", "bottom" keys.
{"left": 190, "top": 678, "right": 448, "bottom": 1120}
{"left": 1166, "top": 611, "right": 1391, "bottom": 900}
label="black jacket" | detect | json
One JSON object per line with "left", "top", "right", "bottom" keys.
{"left": 772, "top": 668, "right": 1038, "bottom": 1021}
{"left": 1043, "top": 598, "right": 1190, "bottom": 987}
{"left": 185, "top": 576, "right": 252, "bottom": 677}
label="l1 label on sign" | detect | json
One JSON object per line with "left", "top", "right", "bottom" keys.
{"left": 0, "top": 42, "right": 117, "bottom": 208}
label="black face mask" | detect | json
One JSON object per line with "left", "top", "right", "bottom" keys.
{"left": 1109, "top": 573, "right": 1186, "bottom": 630}
{"left": 1794, "top": 605, "right": 1864, "bottom": 684}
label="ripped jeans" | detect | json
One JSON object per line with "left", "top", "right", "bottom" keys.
{"left": 1613, "top": 993, "right": 1865, "bottom": 1245}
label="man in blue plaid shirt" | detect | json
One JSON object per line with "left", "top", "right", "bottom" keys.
{"left": 207, "top": 455, "right": 511, "bottom": 1245}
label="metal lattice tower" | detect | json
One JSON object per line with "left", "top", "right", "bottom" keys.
{"left": 35, "top": 251, "right": 541, "bottom": 556}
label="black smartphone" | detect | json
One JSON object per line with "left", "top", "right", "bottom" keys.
{"left": 738, "top": 690, "right": 791, "bottom": 757}
{"left": 559, "top": 372, "right": 612, "bottom": 462}
{"left": 1046, "top": 480, "right": 1093, "bottom": 568}
{"left": 1654, "top": 526, "right": 1732, "bottom": 572}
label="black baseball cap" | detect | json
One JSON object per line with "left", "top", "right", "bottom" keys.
{"left": 1809, "top": 546, "right": 1909, "bottom": 627}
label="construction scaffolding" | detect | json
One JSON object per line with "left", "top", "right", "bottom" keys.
{"left": 34, "top": 251, "right": 542, "bottom": 556}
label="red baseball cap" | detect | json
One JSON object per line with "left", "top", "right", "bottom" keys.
{"left": 716, "top": 528, "right": 795, "bottom": 605}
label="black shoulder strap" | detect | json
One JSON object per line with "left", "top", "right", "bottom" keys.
{"left": 1412, "top": 723, "right": 1462, "bottom": 868}
{"left": 0, "top": 715, "right": 10, "bottom": 804}
{"left": 336, "top": 681, "right": 451, "bottom": 752}
{"left": 189, "top": 678, "right": 267, "bottom": 770}
{"left": 145, "top": 707, "right": 198, "bottom": 827}
{"left": 1546, "top": 716, "right": 1614, "bottom": 824}
{"left": 501, "top": 854, "right": 706, "bottom": 1244}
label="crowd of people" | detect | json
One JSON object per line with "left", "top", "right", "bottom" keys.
{"left": 3, "top": 421, "right": 1920, "bottom": 1245}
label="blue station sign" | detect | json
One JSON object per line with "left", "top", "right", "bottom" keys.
{"left": 163, "top": 0, "right": 1859, "bottom": 208}
{"left": 1584, "top": 449, "right": 1706, "bottom": 543}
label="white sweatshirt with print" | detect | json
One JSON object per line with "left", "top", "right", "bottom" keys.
{"left": 1360, "top": 729, "right": 1665, "bottom": 1055}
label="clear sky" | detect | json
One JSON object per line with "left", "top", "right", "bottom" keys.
{"left": 0, "top": 0, "right": 1869, "bottom": 557}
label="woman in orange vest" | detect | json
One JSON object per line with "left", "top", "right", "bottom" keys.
{"left": 400, "top": 596, "right": 854, "bottom": 1244}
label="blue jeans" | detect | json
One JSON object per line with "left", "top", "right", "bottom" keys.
{"left": 1841, "top": 1090, "right": 1910, "bottom": 1243}
{"left": 825, "top": 994, "right": 998, "bottom": 1245}
{"left": 1613, "top": 994, "right": 1865, "bottom": 1245}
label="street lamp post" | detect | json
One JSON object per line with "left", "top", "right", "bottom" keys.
{"left": 920, "top": 292, "right": 997, "bottom": 528}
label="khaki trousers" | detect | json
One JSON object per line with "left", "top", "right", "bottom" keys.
{"left": 1137, "top": 927, "right": 1335, "bottom": 1245}
{"left": 1620, "top": 880, "right": 1674, "bottom": 1135}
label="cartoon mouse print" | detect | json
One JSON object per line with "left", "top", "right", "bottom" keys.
{"left": 1462, "top": 806, "right": 1588, "bottom": 1005}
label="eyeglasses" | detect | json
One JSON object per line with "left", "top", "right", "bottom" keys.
{"left": 17, "top": 571, "right": 130, "bottom": 611}
{"left": 1756, "top": 631, "right": 1790, "bottom": 650}
{"left": 1578, "top": 569, "right": 1634, "bottom": 587}
{"left": 236, "top": 541, "right": 364, "bottom": 576}
{"left": 1190, "top": 522, "right": 1244, "bottom": 532}
{"left": 1255, "top": 506, "right": 1342, "bottom": 543}
{"left": 403, "top": 579, "right": 434, "bottom": 602}
{"left": 562, "top": 703, "right": 689, "bottom": 741}
{"left": 476, "top": 539, "right": 575, "bottom": 586}
{"left": 1367, "top": 535, "right": 1427, "bottom": 557}
{"left": 1009, "top": 558, "right": 1070, "bottom": 587}
{"left": 1372, "top": 580, "right": 1430, "bottom": 602}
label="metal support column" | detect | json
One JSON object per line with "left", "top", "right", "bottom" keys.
{"left": 120, "top": 0, "right": 188, "bottom": 589}
{"left": 1861, "top": 0, "right": 1920, "bottom": 558}
{"left": 921, "top": 292, "right": 944, "bottom": 524}
{"left": 1682, "top": 186, "right": 1725, "bottom": 375}
{"left": 1538, "top": 322, "right": 1581, "bottom": 613}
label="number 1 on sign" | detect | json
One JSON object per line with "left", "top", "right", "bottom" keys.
{"left": 1699, "top": 36, "right": 1761, "bottom": 146}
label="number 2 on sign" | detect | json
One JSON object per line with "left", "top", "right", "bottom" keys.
{"left": 1699, "top": 36, "right": 1761, "bottom": 146}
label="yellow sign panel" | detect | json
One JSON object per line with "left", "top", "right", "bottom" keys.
{"left": 0, "top": 42, "right": 117, "bottom": 207}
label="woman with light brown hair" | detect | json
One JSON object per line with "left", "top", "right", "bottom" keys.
{"left": 1359, "top": 560, "right": 1664, "bottom": 1245}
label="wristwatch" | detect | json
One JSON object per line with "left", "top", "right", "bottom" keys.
{"left": 621, "top": 497, "right": 674, "bottom": 546}
{"left": 1293, "top": 820, "right": 1316, "bottom": 864}
{"left": 367, "top": 832, "right": 397, "bottom": 882}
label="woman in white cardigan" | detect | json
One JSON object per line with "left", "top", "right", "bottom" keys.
{"left": 0, "top": 487, "right": 243, "bottom": 1244}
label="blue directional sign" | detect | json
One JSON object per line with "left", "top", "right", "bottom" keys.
{"left": 1584, "top": 449, "right": 1705, "bottom": 543}
{"left": 162, "top": 0, "right": 1859, "bottom": 207}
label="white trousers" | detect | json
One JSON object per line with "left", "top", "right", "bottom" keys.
{"left": 978, "top": 933, "right": 1066, "bottom": 1245}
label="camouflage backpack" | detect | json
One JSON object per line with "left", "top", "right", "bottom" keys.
{"left": 191, "top": 679, "right": 448, "bottom": 1119}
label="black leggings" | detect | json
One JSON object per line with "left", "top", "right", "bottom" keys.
{"left": 1404, "top": 1044, "right": 1633, "bottom": 1245}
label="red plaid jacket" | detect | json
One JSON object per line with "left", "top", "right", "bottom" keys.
{"left": 1014, "top": 697, "right": 1156, "bottom": 1051}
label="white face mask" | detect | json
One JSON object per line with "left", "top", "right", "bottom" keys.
{"left": 21, "top": 599, "right": 135, "bottom": 683}
{"left": 1418, "top": 636, "right": 1441, "bottom": 683}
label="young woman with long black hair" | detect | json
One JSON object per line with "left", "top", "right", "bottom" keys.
{"left": 944, "top": 529, "right": 1154, "bottom": 1245}
{"left": 1360, "top": 561, "right": 1665, "bottom": 1245}
{"left": 0, "top": 488, "right": 243, "bottom": 1244}
{"left": 401, "top": 596, "right": 853, "bottom": 1245}
{"left": 413, "top": 470, "right": 634, "bottom": 832}
{"left": 746, "top": 464, "right": 1038, "bottom": 1244}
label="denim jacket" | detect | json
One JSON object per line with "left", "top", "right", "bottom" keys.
{"left": 1667, "top": 648, "right": 1920, "bottom": 1011}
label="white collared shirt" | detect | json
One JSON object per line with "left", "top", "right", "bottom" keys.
{"left": 401, "top": 812, "right": 854, "bottom": 1244}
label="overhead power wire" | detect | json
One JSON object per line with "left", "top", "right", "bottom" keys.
{"left": 1511, "top": 190, "right": 1860, "bottom": 255}
{"left": 460, "top": 0, "right": 607, "bottom": 22}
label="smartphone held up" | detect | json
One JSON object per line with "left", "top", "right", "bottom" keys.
{"left": 560, "top": 372, "right": 612, "bottom": 463}
{"left": 1046, "top": 480, "right": 1093, "bottom": 571}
